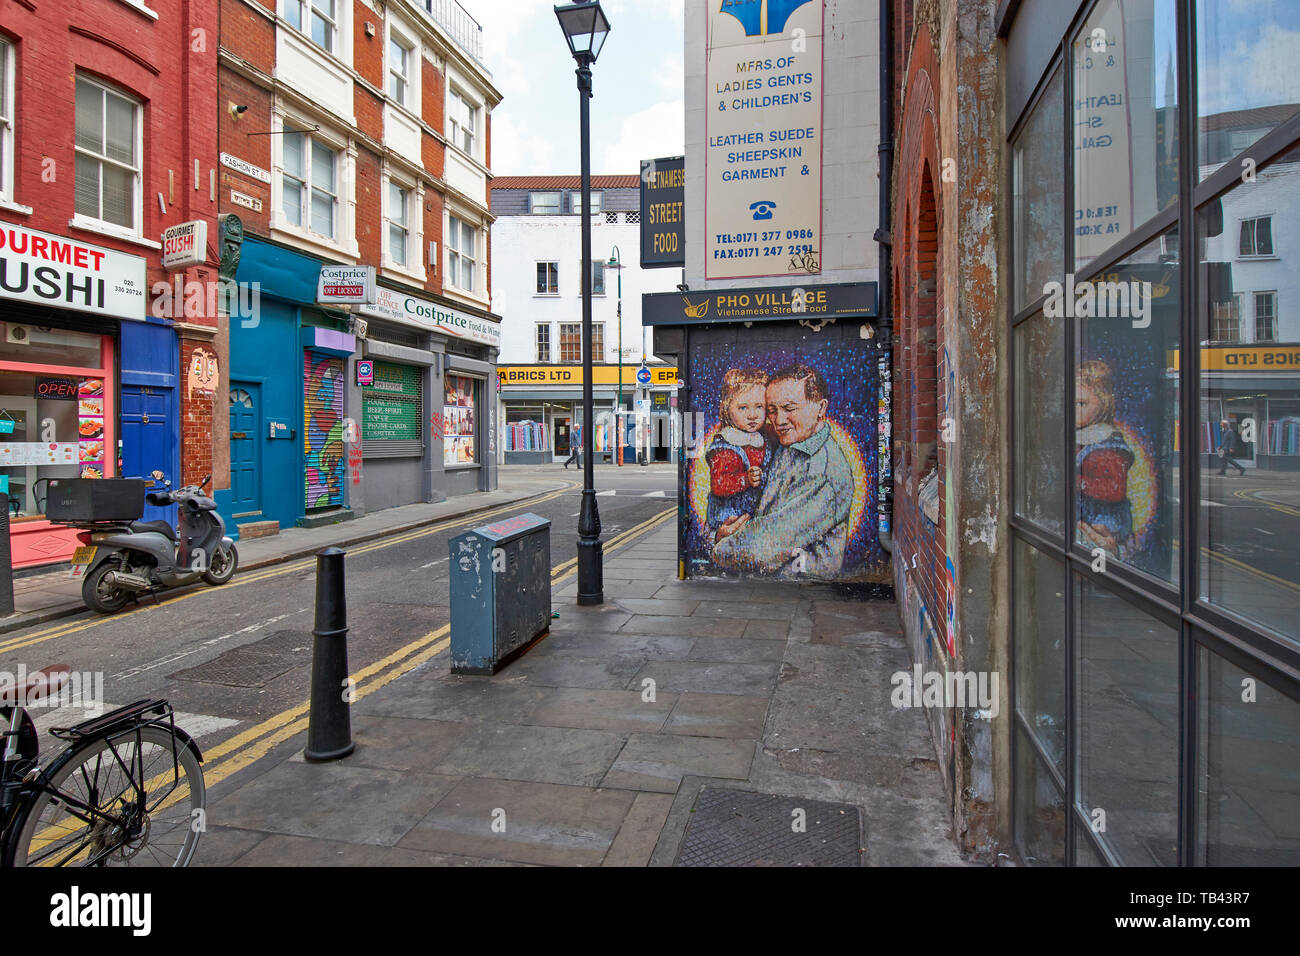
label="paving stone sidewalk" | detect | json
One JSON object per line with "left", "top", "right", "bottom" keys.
{"left": 200, "top": 523, "right": 968, "bottom": 867}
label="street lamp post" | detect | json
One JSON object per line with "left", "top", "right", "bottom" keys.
{"left": 608, "top": 246, "right": 623, "bottom": 465}
{"left": 556, "top": 1, "right": 610, "bottom": 606}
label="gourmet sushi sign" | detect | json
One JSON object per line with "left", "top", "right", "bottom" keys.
{"left": 0, "top": 224, "right": 147, "bottom": 321}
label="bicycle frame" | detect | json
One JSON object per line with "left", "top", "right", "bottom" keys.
{"left": 1, "top": 700, "right": 196, "bottom": 867}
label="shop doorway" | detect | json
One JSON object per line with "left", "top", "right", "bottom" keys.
{"left": 229, "top": 383, "right": 262, "bottom": 516}
{"left": 121, "top": 385, "right": 176, "bottom": 523}
{"left": 555, "top": 417, "right": 572, "bottom": 458}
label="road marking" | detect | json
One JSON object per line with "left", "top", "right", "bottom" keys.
{"left": 111, "top": 610, "right": 306, "bottom": 681}
{"left": 0, "top": 487, "right": 574, "bottom": 657}
{"left": 598, "top": 490, "right": 616, "bottom": 496}
{"left": 642, "top": 490, "right": 667, "bottom": 497}
{"left": 31, "top": 702, "right": 239, "bottom": 740}
{"left": 416, "top": 558, "right": 448, "bottom": 571}
{"left": 195, "top": 506, "right": 676, "bottom": 790}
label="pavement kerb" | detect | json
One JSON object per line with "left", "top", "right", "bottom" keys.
{"left": 0, "top": 477, "right": 577, "bottom": 636}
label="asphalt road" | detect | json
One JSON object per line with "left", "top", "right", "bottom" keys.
{"left": 1, "top": 464, "right": 679, "bottom": 758}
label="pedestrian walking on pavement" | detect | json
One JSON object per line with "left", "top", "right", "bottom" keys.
{"left": 565, "top": 424, "right": 582, "bottom": 470}
{"left": 1217, "top": 419, "right": 1247, "bottom": 476}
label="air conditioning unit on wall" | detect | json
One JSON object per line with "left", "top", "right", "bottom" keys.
{"left": 4, "top": 325, "right": 85, "bottom": 347}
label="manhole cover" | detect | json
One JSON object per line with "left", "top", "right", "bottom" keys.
{"left": 169, "top": 630, "right": 311, "bottom": 688}
{"left": 674, "top": 787, "right": 861, "bottom": 867}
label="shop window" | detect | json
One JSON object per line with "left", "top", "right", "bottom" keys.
{"left": 1015, "top": 728, "right": 1065, "bottom": 866}
{"left": 1075, "top": 575, "right": 1179, "bottom": 866}
{"left": 535, "top": 323, "right": 551, "bottom": 363}
{"left": 1072, "top": 0, "right": 1179, "bottom": 270}
{"left": 447, "top": 88, "right": 477, "bottom": 157}
{"left": 571, "top": 190, "right": 603, "bottom": 215}
{"left": 530, "top": 192, "right": 560, "bottom": 215}
{"left": 386, "top": 181, "right": 409, "bottom": 267}
{"left": 447, "top": 215, "right": 477, "bottom": 293}
{"left": 1015, "top": 539, "right": 1066, "bottom": 770}
{"left": 536, "top": 261, "right": 558, "bottom": 295}
{"left": 1238, "top": 216, "right": 1274, "bottom": 257}
{"left": 282, "top": 125, "right": 337, "bottom": 239}
{"left": 1012, "top": 67, "right": 1063, "bottom": 312}
{"left": 1198, "top": 0, "right": 1300, "bottom": 182}
{"left": 361, "top": 361, "right": 422, "bottom": 458}
{"left": 1198, "top": 166, "right": 1300, "bottom": 641}
{"left": 1074, "top": 230, "right": 1180, "bottom": 585}
{"left": 443, "top": 374, "right": 477, "bottom": 466}
{"left": 74, "top": 76, "right": 141, "bottom": 233}
{"left": 1196, "top": 650, "right": 1300, "bottom": 865}
{"left": 1254, "top": 291, "right": 1277, "bottom": 341}
{"left": 558, "top": 323, "right": 581, "bottom": 364}
{"left": 285, "top": 0, "right": 337, "bottom": 54}
{"left": 0, "top": 38, "right": 12, "bottom": 203}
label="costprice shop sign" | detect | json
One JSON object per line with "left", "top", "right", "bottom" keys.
{"left": 705, "top": 0, "right": 824, "bottom": 280}
{"left": 0, "top": 223, "right": 147, "bottom": 321}
{"left": 358, "top": 288, "right": 501, "bottom": 348}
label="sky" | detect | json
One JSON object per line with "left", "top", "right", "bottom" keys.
{"left": 467, "top": 0, "right": 685, "bottom": 176}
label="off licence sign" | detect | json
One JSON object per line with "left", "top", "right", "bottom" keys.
{"left": 318, "top": 266, "right": 376, "bottom": 304}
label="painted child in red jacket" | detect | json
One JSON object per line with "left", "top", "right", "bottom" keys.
{"left": 706, "top": 368, "right": 772, "bottom": 532}
{"left": 1076, "top": 359, "right": 1133, "bottom": 556}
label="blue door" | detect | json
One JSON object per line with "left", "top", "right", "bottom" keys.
{"left": 121, "top": 385, "right": 176, "bottom": 524}
{"left": 229, "top": 383, "right": 261, "bottom": 516}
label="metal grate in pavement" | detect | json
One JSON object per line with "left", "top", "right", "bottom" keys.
{"left": 674, "top": 787, "right": 862, "bottom": 867}
{"left": 168, "top": 630, "right": 312, "bottom": 688}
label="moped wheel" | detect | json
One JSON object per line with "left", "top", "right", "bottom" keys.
{"left": 81, "top": 556, "right": 131, "bottom": 614}
{"left": 201, "top": 542, "right": 238, "bottom": 585}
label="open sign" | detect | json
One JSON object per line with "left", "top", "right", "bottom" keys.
{"left": 35, "top": 377, "right": 77, "bottom": 400}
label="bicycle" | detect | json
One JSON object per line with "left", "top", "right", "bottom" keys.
{"left": 0, "top": 665, "right": 206, "bottom": 867}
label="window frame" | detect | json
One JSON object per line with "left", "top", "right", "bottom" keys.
{"left": 535, "top": 261, "right": 559, "bottom": 296}
{"left": 530, "top": 191, "right": 560, "bottom": 215}
{"left": 571, "top": 190, "right": 603, "bottom": 215}
{"left": 446, "top": 213, "right": 479, "bottom": 294}
{"left": 558, "top": 323, "right": 582, "bottom": 364}
{"left": 1237, "top": 215, "right": 1275, "bottom": 258}
{"left": 279, "top": 122, "right": 339, "bottom": 241}
{"left": 385, "top": 178, "right": 410, "bottom": 268}
{"left": 0, "top": 37, "right": 12, "bottom": 204}
{"left": 578, "top": 258, "right": 606, "bottom": 296}
{"left": 73, "top": 74, "right": 143, "bottom": 235}
{"left": 1253, "top": 290, "right": 1277, "bottom": 342}
{"left": 447, "top": 87, "right": 478, "bottom": 158}
{"left": 386, "top": 24, "right": 418, "bottom": 109}
{"left": 535, "top": 323, "right": 551, "bottom": 363}
{"left": 285, "top": 0, "right": 338, "bottom": 54}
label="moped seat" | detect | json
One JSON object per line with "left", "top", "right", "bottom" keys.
{"left": 130, "top": 519, "right": 177, "bottom": 540}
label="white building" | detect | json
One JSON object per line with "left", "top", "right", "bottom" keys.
{"left": 490, "top": 175, "right": 682, "bottom": 463}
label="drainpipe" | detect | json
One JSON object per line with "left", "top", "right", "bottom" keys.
{"left": 875, "top": 0, "right": 895, "bottom": 554}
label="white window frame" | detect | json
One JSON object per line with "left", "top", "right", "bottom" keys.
{"left": 446, "top": 213, "right": 479, "bottom": 294}
{"left": 447, "top": 87, "right": 478, "bottom": 158}
{"left": 1239, "top": 215, "right": 1275, "bottom": 258}
{"left": 578, "top": 258, "right": 606, "bottom": 296}
{"left": 0, "top": 37, "right": 14, "bottom": 207}
{"left": 280, "top": 122, "right": 339, "bottom": 240}
{"left": 1254, "top": 290, "right": 1278, "bottom": 342}
{"left": 535, "top": 323, "right": 551, "bottom": 363}
{"left": 592, "top": 322, "right": 605, "bottom": 362}
{"left": 558, "top": 322, "right": 582, "bottom": 364}
{"left": 571, "top": 190, "right": 603, "bottom": 215}
{"left": 386, "top": 180, "right": 410, "bottom": 268}
{"left": 284, "top": 0, "right": 338, "bottom": 54}
{"left": 530, "top": 191, "right": 560, "bottom": 215}
{"left": 536, "top": 261, "right": 559, "bottom": 296}
{"left": 72, "top": 74, "right": 143, "bottom": 237}
{"left": 387, "top": 25, "right": 417, "bottom": 110}
{"left": 270, "top": 108, "right": 357, "bottom": 259}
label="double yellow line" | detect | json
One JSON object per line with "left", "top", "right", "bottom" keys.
{"left": 192, "top": 505, "right": 676, "bottom": 793}
{"left": 0, "top": 488, "right": 577, "bottom": 657}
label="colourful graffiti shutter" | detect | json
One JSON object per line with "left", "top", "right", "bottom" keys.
{"left": 303, "top": 350, "right": 345, "bottom": 509}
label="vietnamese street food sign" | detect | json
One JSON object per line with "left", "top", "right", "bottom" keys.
{"left": 640, "top": 156, "right": 685, "bottom": 268}
{"left": 641, "top": 281, "right": 876, "bottom": 325}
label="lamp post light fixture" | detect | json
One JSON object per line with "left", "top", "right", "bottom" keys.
{"left": 608, "top": 246, "right": 624, "bottom": 466}
{"left": 555, "top": 0, "right": 610, "bottom": 606}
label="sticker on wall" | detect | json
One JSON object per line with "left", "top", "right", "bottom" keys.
{"left": 188, "top": 348, "right": 219, "bottom": 399}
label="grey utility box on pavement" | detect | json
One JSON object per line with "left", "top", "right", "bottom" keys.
{"left": 448, "top": 513, "right": 552, "bottom": 674}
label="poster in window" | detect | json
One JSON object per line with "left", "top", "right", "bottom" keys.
{"left": 444, "top": 374, "right": 476, "bottom": 465}
{"left": 77, "top": 379, "right": 105, "bottom": 478}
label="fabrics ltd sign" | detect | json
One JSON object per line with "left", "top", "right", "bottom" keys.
{"left": 358, "top": 287, "right": 501, "bottom": 348}
{"left": 706, "top": 0, "right": 824, "bottom": 280}
{"left": 0, "top": 223, "right": 146, "bottom": 321}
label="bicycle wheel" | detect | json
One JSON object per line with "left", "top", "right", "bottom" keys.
{"left": 7, "top": 725, "right": 205, "bottom": 867}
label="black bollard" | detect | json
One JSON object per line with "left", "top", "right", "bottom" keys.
{"left": 0, "top": 506, "right": 13, "bottom": 617}
{"left": 304, "top": 547, "right": 354, "bottom": 761}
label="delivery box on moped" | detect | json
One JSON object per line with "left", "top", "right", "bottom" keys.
{"left": 45, "top": 479, "right": 147, "bottom": 523}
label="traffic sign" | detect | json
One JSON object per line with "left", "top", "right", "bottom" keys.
{"left": 636, "top": 366, "right": 652, "bottom": 385}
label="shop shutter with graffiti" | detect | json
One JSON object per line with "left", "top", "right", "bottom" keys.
{"left": 303, "top": 350, "right": 346, "bottom": 509}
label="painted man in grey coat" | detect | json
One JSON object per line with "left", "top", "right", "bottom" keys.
{"left": 711, "top": 364, "right": 854, "bottom": 577}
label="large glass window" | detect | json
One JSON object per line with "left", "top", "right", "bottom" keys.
{"left": 74, "top": 77, "right": 140, "bottom": 232}
{"left": 1072, "top": 0, "right": 1179, "bottom": 270}
{"left": 1196, "top": 651, "right": 1300, "bottom": 866}
{"left": 1016, "top": 728, "right": 1065, "bottom": 866}
{"left": 281, "top": 125, "right": 337, "bottom": 239}
{"left": 530, "top": 192, "right": 560, "bottom": 215}
{"left": 1075, "top": 230, "right": 1180, "bottom": 584}
{"left": 443, "top": 374, "right": 477, "bottom": 466}
{"left": 1198, "top": 162, "right": 1300, "bottom": 641}
{"left": 1013, "top": 69, "right": 1064, "bottom": 311}
{"left": 1075, "top": 576, "right": 1179, "bottom": 866}
{"left": 1016, "top": 540, "right": 1066, "bottom": 769}
{"left": 1015, "top": 311, "right": 1065, "bottom": 535}
{"left": 1197, "top": 0, "right": 1300, "bottom": 181}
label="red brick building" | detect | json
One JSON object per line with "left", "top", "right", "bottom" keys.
{"left": 0, "top": 0, "right": 218, "bottom": 567}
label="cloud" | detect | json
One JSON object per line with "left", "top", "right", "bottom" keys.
{"left": 597, "top": 99, "right": 684, "bottom": 173}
